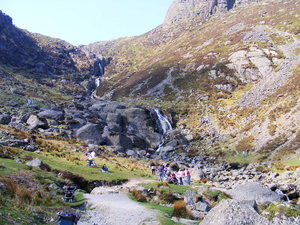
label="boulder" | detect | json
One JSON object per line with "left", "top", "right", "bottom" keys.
{"left": 104, "top": 134, "right": 133, "bottom": 149}
{"left": 227, "top": 182, "right": 281, "bottom": 204}
{"left": 184, "top": 190, "right": 197, "bottom": 205}
{"left": 126, "top": 149, "right": 138, "bottom": 158}
{"left": 0, "top": 114, "right": 11, "bottom": 125}
{"left": 76, "top": 123, "right": 104, "bottom": 145}
{"left": 26, "top": 158, "right": 43, "bottom": 167}
{"left": 201, "top": 199, "right": 270, "bottom": 225}
{"left": 195, "top": 201, "right": 210, "bottom": 212}
{"left": 26, "top": 114, "right": 48, "bottom": 129}
{"left": 37, "top": 109, "right": 64, "bottom": 121}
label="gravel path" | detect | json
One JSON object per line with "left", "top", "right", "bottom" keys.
{"left": 78, "top": 179, "right": 159, "bottom": 225}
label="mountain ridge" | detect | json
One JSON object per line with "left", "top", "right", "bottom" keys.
{"left": 0, "top": 0, "right": 299, "bottom": 162}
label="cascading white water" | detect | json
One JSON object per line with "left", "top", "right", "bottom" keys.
{"left": 275, "top": 189, "right": 290, "bottom": 202}
{"left": 99, "top": 62, "right": 104, "bottom": 76}
{"left": 154, "top": 108, "right": 172, "bottom": 134}
{"left": 95, "top": 78, "right": 100, "bottom": 87}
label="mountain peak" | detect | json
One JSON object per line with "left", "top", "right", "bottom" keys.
{"left": 164, "top": 0, "right": 261, "bottom": 25}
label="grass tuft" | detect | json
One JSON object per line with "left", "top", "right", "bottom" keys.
{"left": 173, "top": 200, "right": 193, "bottom": 219}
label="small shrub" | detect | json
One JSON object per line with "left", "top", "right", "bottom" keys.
{"left": 203, "top": 190, "right": 231, "bottom": 206}
{"left": 16, "top": 188, "right": 32, "bottom": 206}
{"left": 159, "top": 193, "right": 179, "bottom": 203}
{"left": 170, "top": 163, "right": 179, "bottom": 172}
{"left": 236, "top": 135, "right": 255, "bottom": 152}
{"left": 157, "top": 182, "right": 169, "bottom": 188}
{"left": 173, "top": 200, "right": 193, "bottom": 219}
{"left": 0, "top": 178, "right": 18, "bottom": 197}
{"left": 131, "top": 189, "right": 147, "bottom": 202}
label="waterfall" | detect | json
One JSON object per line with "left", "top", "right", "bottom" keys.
{"left": 99, "top": 62, "right": 104, "bottom": 76}
{"left": 275, "top": 189, "right": 290, "bottom": 202}
{"left": 153, "top": 108, "right": 172, "bottom": 135}
{"left": 95, "top": 78, "right": 100, "bottom": 87}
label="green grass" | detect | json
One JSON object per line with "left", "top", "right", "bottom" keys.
{"left": 68, "top": 190, "right": 86, "bottom": 207}
{"left": 223, "top": 153, "right": 264, "bottom": 166}
{"left": 129, "top": 194, "right": 181, "bottom": 225}
{"left": 141, "top": 182, "right": 196, "bottom": 195}
{"left": 282, "top": 155, "right": 300, "bottom": 166}
{"left": 264, "top": 202, "right": 300, "bottom": 220}
{"left": 0, "top": 158, "right": 29, "bottom": 175}
{"left": 20, "top": 150, "right": 152, "bottom": 182}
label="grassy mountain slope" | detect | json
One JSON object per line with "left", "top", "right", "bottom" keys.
{"left": 84, "top": 0, "right": 300, "bottom": 162}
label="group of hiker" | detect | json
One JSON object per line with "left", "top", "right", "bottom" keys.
{"left": 84, "top": 147, "right": 192, "bottom": 184}
{"left": 85, "top": 147, "right": 109, "bottom": 173}
{"left": 151, "top": 162, "right": 191, "bottom": 185}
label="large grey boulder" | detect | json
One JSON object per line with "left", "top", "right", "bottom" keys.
{"left": 122, "top": 108, "right": 161, "bottom": 148}
{"left": 227, "top": 182, "right": 281, "bottom": 204}
{"left": 37, "top": 110, "right": 64, "bottom": 121}
{"left": 104, "top": 134, "right": 133, "bottom": 149}
{"left": 76, "top": 123, "right": 104, "bottom": 145}
{"left": 201, "top": 199, "right": 270, "bottom": 225}
{"left": 26, "top": 158, "right": 43, "bottom": 167}
{"left": 26, "top": 114, "right": 48, "bottom": 129}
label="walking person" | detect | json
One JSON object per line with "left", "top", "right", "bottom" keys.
{"left": 178, "top": 168, "right": 184, "bottom": 185}
{"left": 165, "top": 163, "right": 171, "bottom": 179}
{"left": 150, "top": 162, "right": 156, "bottom": 175}
{"left": 157, "top": 164, "right": 164, "bottom": 182}
{"left": 185, "top": 168, "right": 191, "bottom": 185}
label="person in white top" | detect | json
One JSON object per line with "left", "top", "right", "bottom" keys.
{"left": 177, "top": 169, "right": 184, "bottom": 185}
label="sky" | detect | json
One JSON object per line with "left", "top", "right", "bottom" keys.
{"left": 1, "top": 0, "right": 174, "bottom": 46}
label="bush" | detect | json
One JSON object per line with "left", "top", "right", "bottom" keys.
{"left": 173, "top": 200, "right": 193, "bottom": 219}
{"left": 131, "top": 189, "right": 147, "bottom": 202}
{"left": 159, "top": 193, "right": 179, "bottom": 203}
{"left": 0, "top": 177, "right": 18, "bottom": 197}
{"left": 170, "top": 163, "right": 179, "bottom": 172}
{"left": 157, "top": 182, "right": 169, "bottom": 188}
{"left": 16, "top": 188, "right": 32, "bottom": 206}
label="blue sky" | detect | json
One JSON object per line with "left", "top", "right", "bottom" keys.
{"left": 1, "top": 0, "right": 173, "bottom": 46}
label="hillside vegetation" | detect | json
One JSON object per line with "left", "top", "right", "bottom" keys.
{"left": 84, "top": 0, "right": 300, "bottom": 163}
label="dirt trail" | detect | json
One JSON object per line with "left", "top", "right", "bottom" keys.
{"left": 78, "top": 179, "right": 159, "bottom": 225}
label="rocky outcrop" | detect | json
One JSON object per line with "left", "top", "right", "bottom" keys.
{"left": 0, "top": 10, "right": 94, "bottom": 76}
{"left": 201, "top": 199, "right": 270, "bottom": 225}
{"left": 164, "top": 0, "right": 261, "bottom": 25}
{"left": 227, "top": 182, "right": 281, "bottom": 204}
{"left": 76, "top": 123, "right": 105, "bottom": 145}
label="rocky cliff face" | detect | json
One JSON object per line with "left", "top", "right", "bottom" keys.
{"left": 0, "top": 0, "right": 299, "bottom": 163}
{"left": 0, "top": 10, "right": 94, "bottom": 76}
{"left": 164, "top": 0, "right": 261, "bottom": 25}
{"left": 82, "top": 0, "right": 300, "bottom": 161}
